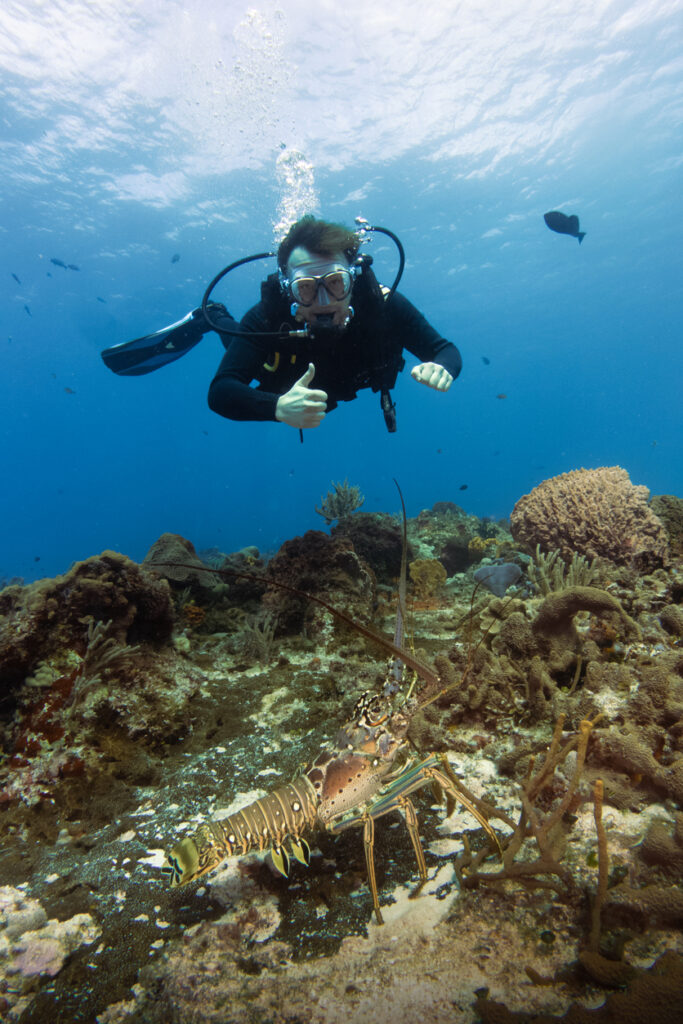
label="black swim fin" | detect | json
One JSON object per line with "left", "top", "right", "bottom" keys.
{"left": 101, "top": 304, "right": 231, "bottom": 376}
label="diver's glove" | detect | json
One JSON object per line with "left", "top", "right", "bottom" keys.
{"left": 275, "top": 363, "right": 328, "bottom": 429}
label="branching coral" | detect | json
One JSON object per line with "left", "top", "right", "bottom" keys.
{"left": 527, "top": 544, "right": 599, "bottom": 595}
{"left": 233, "top": 612, "right": 278, "bottom": 666}
{"left": 456, "top": 715, "right": 601, "bottom": 896}
{"left": 65, "top": 619, "right": 141, "bottom": 718}
{"left": 315, "top": 478, "right": 365, "bottom": 525}
{"left": 510, "top": 466, "right": 669, "bottom": 569}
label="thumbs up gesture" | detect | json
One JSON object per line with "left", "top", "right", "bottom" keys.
{"left": 275, "top": 363, "right": 328, "bottom": 429}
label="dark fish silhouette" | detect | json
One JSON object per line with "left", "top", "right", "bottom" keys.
{"left": 68, "top": 264, "right": 80, "bottom": 271}
{"left": 544, "top": 211, "right": 585, "bottom": 244}
{"left": 24, "top": 304, "right": 31, "bottom": 317}
{"left": 481, "top": 356, "right": 490, "bottom": 365}
{"left": 459, "top": 484, "right": 468, "bottom": 491}
{"left": 12, "top": 272, "right": 21, "bottom": 285}
{"left": 64, "top": 387, "right": 75, "bottom": 394}
{"left": 171, "top": 253, "right": 180, "bottom": 263}
{"left": 50, "top": 258, "right": 67, "bottom": 268}
{"left": 496, "top": 393, "right": 507, "bottom": 400}
{"left": 97, "top": 296, "right": 107, "bottom": 303}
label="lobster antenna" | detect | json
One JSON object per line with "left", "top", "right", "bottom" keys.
{"left": 150, "top": 560, "right": 440, "bottom": 688}
{"left": 390, "top": 478, "right": 409, "bottom": 689}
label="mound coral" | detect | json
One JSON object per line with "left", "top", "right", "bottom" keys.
{"left": 510, "top": 466, "right": 669, "bottom": 569}
{"left": 409, "top": 558, "right": 447, "bottom": 599}
{"left": 0, "top": 551, "right": 174, "bottom": 690}
{"left": 261, "top": 530, "right": 375, "bottom": 634}
{"left": 333, "top": 512, "right": 407, "bottom": 584}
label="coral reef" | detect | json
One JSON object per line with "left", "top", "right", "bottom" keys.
{"left": 0, "top": 484, "right": 680, "bottom": 1024}
{"left": 510, "top": 467, "right": 670, "bottom": 570}
{"left": 412, "top": 502, "right": 512, "bottom": 574}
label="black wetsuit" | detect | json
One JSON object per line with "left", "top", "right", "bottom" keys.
{"left": 207, "top": 274, "right": 462, "bottom": 422}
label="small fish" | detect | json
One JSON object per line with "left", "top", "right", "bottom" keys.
{"left": 47, "top": 272, "right": 52, "bottom": 277}
{"left": 12, "top": 272, "right": 21, "bottom": 285}
{"left": 34, "top": 556, "right": 41, "bottom": 562}
{"left": 459, "top": 484, "right": 468, "bottom": 491}
{"left": 97, "top": 296, "right": 106, "bottom": 303}
{"left": 24, "top": 304, "right": 31, "bottom": 317}
{"left": 436, "top": 448, "right": 442, "bottom": 454}
{"left": 50, "top": 258, "right": 67, "bottom": 268}
{"left": 481, "top": 356, "right": 490, "bottom": 365}
{"left": 543, "top": 211, "right": 586, "bottom": 244}
{"left": 64, "top": 387, "right": 75, "bottom": 394}
{"left": 171, "top": 253, "right": 180, "bottom": 264}
{"left": 496, "top": 393, "right": 507, "bottom": 400}
{"left": 68, "top": 264, "right": 80, "bottom": 271}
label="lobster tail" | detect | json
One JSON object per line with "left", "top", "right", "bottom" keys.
{"left": 163, "top": 778, "right": 319, "bottom": 887}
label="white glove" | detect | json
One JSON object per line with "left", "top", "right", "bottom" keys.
{"left": 410, "top": 362, "right": 453, "bottom": 392}
{"left": 275, "top": 363, "right": 328, "bottom": 429}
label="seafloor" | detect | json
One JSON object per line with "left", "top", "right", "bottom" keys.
{"left": 0, "top": 486, "right": 682, "bottom": 1024}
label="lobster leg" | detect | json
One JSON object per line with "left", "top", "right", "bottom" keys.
{"left": 399, "top": 796, "right": 428, "bottom": 893}
{"left": 362, "top": 813, "right": 383, "bottom": 925}
{"left": 328, "top": 753, "right": 501, "bottom": 920}
{"left": 358, "top": 793, "right": 428, "bottom": 922}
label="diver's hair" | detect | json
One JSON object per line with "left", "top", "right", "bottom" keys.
{"left": 277, "top": 216, "right": 360, "bottom": 270}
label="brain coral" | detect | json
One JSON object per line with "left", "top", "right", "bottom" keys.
{"left": 510, "top": 466, "right": 669, "bottom": 568}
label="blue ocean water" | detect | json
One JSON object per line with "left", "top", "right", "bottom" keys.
{"left": 1, "top": 0, "right": 681, "bottom": 585}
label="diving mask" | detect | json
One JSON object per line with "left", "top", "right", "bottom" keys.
{"left": 285, "top": 264, "right": 355, "bottom": 306}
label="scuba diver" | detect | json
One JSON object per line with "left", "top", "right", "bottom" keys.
{"left": 101, "top": 216, "right": 462, "bottom": 435}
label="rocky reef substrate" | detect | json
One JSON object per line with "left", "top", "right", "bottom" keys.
{"left": 0, "top": 487, "right": 682, "bottom": 1023}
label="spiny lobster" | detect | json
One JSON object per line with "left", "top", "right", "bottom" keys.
{"left": 159, "top": 490, "right": 501, "bottom": 924}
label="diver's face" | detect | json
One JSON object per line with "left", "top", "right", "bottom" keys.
{"left": 286, "top": 247, "right": 354, "bottom": 329}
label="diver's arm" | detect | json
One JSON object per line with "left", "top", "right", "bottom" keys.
{"left": 208, "top": 335, "right": 281, "bottom": 421}
{"left": 387, "top": 293, "right": 462, "bottom": 381}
